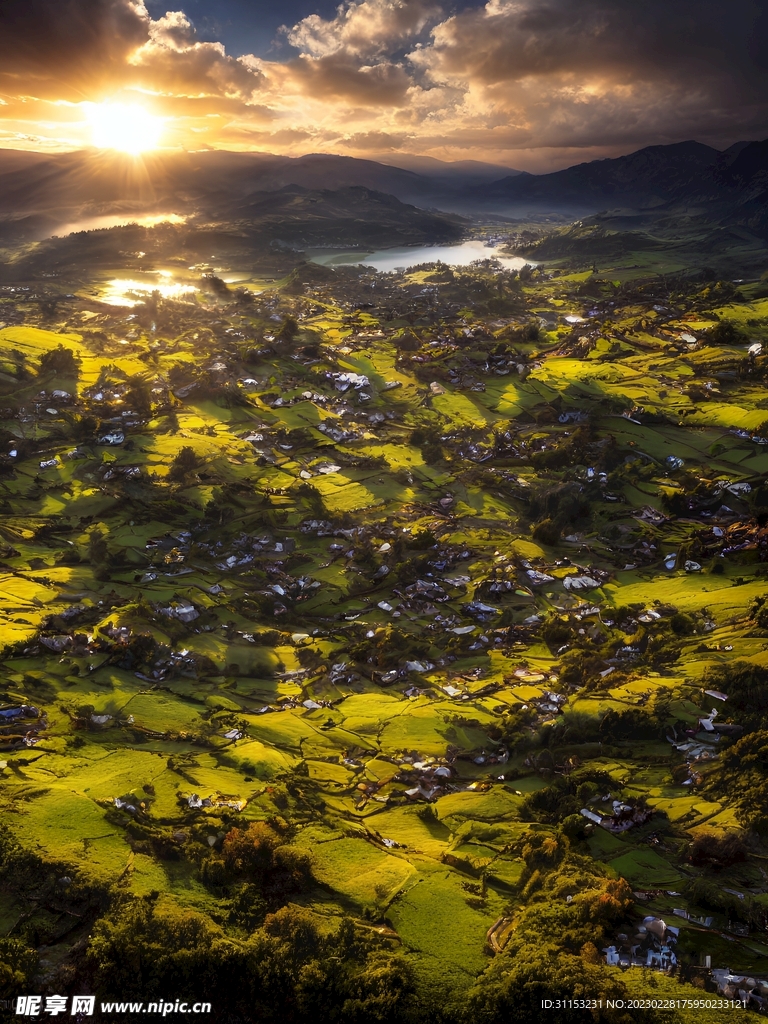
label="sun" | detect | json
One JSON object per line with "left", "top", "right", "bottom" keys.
{"left": 86, "top": 102, "right": 164, "bottom": 154}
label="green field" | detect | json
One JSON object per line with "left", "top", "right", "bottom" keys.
{"left": 0, "top": 248, "right": 766, "bottom": 1021}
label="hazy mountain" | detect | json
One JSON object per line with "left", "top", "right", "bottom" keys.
{"left": 716, "top": 139, "right": 768, "bottom": 188}
{"left": 456, "top": 138, "right": 768, "bottom": 243}
{"left": 1, "top": 140, "right": 767, "bottom": 245}
{"left": 375, "top": 154, "right": 520, "bottom": 183}
{"left": 475, "top": 141, "right": 727, "bottom": 214}
{"left": 0, "top": 148, "right": 489, "bottom": 239}
{"left": 0, "top": 183, "right": 468, "bottom": 282}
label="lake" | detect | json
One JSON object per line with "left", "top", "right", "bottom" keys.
{"left": 309, "top": 239, "right": 532, "bottom": 273}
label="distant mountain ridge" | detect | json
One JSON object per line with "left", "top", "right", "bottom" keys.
{"left": 716, "top": 138, "right": 768, "bottom": 191}
{"left": 0, "top": 182, "right": 468, "bottom": 282}
{"left": 0, "top": 139, "right": 767, "bottom": 241}
{"left": 466, "top": 138, "right": 768, "bottom": 242}
{"left": 0, "top": 148, "right": 507, "bottom": 240}
{"left": 475, "top": 141, "right": 753, "bottom": 211}
{"left": 228, "top": 184, "right": 465, "bottom": 247}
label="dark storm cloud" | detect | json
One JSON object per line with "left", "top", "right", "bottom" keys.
{"left": 421, "top": 0, "right": 765, "bottom": 82}
{"left": 404, "top": 0, "right": 768, "bottom": 155}
{"left": 0, "top": 0, "right": 148, "bottom": 92}
{"left": 0, "top": 0, "right": 264, "bottom": 105}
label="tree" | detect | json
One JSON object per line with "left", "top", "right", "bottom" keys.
{"left": 227, "top": 883, "right": 268, "bottom": 931}
{"left": 469, "top": 943, "right": 636, "bottom": 1024}
{"left": 168, "top": 446, "right": 199, "bottom": 482}
{"left": 88, "top": 526, "right": 110, "bottom": 567}
{"left": 223, "top": 821, "right": 281, "bottom": 876}
{"left": 38, "top": 345, "right": 80, "bottom": 379}
{"left": 278, "top": 316, "right": 299, "bottom": 342}
{"left": 706, "top": 729, "right": 768, "bottom": 833}
{"left": 689, "top": 831, "right": 746, "bottom": 869}
{"left": 74, "top": 414, "right": 98, "bottom": 442}
{"left": 580, "top": 941, "right": 601, "bottom": 965}
{"left": 201, "top": 274, "right": 229, "bottom": 298}
{"left": 87, "top": 899, "right": 222, "bottom": 1001}
{"left": 708, "top": 319, "right": 746, "bottom": 346}
{"left": 0, "top": 939, "right": 37, "bottom": 1000}
{"left": 703, "top": 661, "right": 768, "bottom": 731}
{"left": 126, "top": 375, "right": 153, "bottom": 416}
{"left": 561, "top": 814, "right": 590, "bottom": 842}
{"left": 599, "top": 708, "right": 656, "bottom": 744}
{"left": 337, "top": 952, "right": 415, "bottom": 1024}
{"left": 87, "top": 899, "right": 416, "bottom": 1021}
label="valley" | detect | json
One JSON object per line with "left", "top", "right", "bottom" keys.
{"left": 0, "top": 207, "right": 767, "bottom": 1020}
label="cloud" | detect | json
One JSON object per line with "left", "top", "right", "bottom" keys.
{"left": 417, "top": 0, "right": 763, "bottom": 88}
{"left": 342, "top": 129, "right": 409, "bottom": 150}
{"left": 267, "top": 1, "right": 439, "bottom": 114}
{"left": 285, "top": 0, "right": 441, "bottom": 58}
{"left": 0, "top": 0, "right": 265, "bottom": 105}
{"left": 147, "top": 9, "right": 198, "bottom": 52}
{"left": 279, "top": 54, "right": 415, "bottom": 106}
{"left": 129, "top": 9, "right": 265, "bottom": 102}
{"left": 0, "top": 0, "right": 766, "bottom": 166}
{"left": 278, "top": 0, "right": 768, "bottom": 160}
{"left": 408, "top": 0, "right": 768, "bottom": 149}
{"left": 0, "top": 0, "right": 149, "bottom": 97}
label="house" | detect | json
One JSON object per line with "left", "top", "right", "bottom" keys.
{"left": 646, "top": 948, "right": 676, "bottom": 969}
{"left": 580, "top": 808, "right": 603, "bottom": 826}
{"left": 712, "top": 970, "right": 768, "bottom": 1009}
{"left": 580, "top": 802, "right": 653, "bottom": 832}
{"left": 604, "top": 916, "right": 682, "bottom": 971}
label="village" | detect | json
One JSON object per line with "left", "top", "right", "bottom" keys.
{"left": 0, "top": 244, "right": 767, "bottom": 1014}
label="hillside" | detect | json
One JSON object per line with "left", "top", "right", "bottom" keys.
{"left": 0, "top": 186, "right": 466, "bottom": 282}
{"left": 0, "top": 148, "right": 501, "bottom": 240}
{"left": 480, "top": 142, "right": 723, "bottom": 210}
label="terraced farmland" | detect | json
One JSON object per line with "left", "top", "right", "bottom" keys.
{"left": 0, "top": 255, "right": 767, "bottom": 1020}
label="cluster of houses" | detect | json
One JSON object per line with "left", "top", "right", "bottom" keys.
{"left": 580, "top": 798, "right": 653, "bottom": 833}
{"left": 604, "top": 916, "right": 678, "bottom": 970}
{"left": 712, "top": 971, "right": 768, "bottom": 1010}
{"left": 603, "top": 918, "right": 768, "bottom": 1010}
{"left": 666, "top": 701, "right": 743, "bottom": 783}
{"left": 0, "top": 703, "right": 43, "bottom": 750}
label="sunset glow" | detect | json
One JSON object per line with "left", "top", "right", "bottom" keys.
{"left": 0, "top": 0, "right": 764, "bottom": 168}
{"left": 86, "top": 102, "right": 164, "bottom": 154}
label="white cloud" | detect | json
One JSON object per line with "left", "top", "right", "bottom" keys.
{"left": 286, "top": 0, "right": 441, "bottom": 58}
{"left": 129, "top": 8, "right": 265, "bottom": 101}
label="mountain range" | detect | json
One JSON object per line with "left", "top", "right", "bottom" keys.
{"left": 474, "top": 140, "right": 768, "bottom": 217}
{"left": 0, "top": 149, "right": 492, "bottom": 241}
{"left": 0, "top": 138, "right": 767, "bottom": 243}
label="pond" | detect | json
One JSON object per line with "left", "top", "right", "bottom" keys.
{"left": 97, "top": 268, "right": 257, "bottom": 306}
{"left": 309, "top": 239, "right": 532, "bottom": 273}
{"left": 99, "top": 270, "right": 197, "bottom": 307}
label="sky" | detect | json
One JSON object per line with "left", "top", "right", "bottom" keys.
{"left": 0, "top": 0, "right": 767, "bottom": 171}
